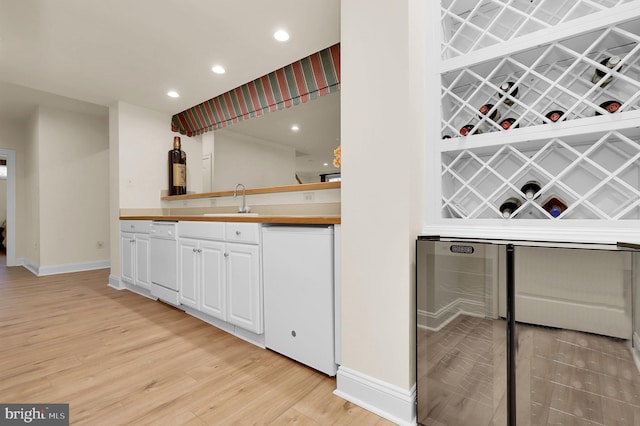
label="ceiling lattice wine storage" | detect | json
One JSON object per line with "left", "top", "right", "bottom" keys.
{"left": 439, "top": 2, "right": 640, "bottom": 221}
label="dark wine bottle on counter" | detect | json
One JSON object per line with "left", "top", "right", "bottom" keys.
{"left": 499, "top": 197, "right": 522, "bottom": 218}
{"left": 542, "top": 195, "right": 567, "bottom": 218}
{"left": 168, "top": 136, "right": 187, "bottom": 196}
{"left": 459, "top": 124, "right": 483, "bottom": 136}
{"left": 478, "top": 104, "right": 501, "bottom": 122}
{"left": 595, "top": 100, "right": 621, "bottom": 115}
{"left": 498, "top": 82, "right": 518, "bottom": 106}
{"left": 499, "top": 118, "right": 519, "bottom": 130}
{"left": 592, "top": 56, "right": 622, "bottom": 87}
{"left": 545, "top": 110, "right": 564, "bottom": 123}
{"left": 520, "top": 180, "right": 541, "bottom": 200}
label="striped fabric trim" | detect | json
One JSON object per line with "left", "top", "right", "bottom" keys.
{"left": 171, "top": 43, "right": 340, "bottom": 137}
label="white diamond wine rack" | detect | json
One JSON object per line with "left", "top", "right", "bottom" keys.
{"left": 441, "top": 17, "right": 640, "bottom": 138}
{"left": 442, "top": 0, "right": 633, "bottom": 60}
{"left": 442, "top": 130, "right": 640, "bottom": 219}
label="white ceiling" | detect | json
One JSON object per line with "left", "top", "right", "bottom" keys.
{"left": 0, "top": 0, "right": 341, "bottom": 134}
{"left": 0, "top": 0, "right": 341, "bottom": 179}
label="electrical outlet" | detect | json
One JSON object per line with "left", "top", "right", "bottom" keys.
{"left": 304, "top": 192, "right": 314, "bottom": 202}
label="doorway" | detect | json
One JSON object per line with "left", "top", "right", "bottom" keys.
{"left": 0, "top": 149, "right": 16, "bottom": 267}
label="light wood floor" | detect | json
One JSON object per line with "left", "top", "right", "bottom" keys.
{"left": 0, "top": 258, "right": 392, "bottom": 425}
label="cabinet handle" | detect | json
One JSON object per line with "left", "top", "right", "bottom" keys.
{"left": 192, "top": 248, "right": 197, "bottom": 253}
{"left": 198, "top": 249, "right": 202, "bottom": 253}
{"left": 235, "top": 230, "right": 241, "bottom": 236}
{"left": 224, "top": 252, "right": 229, "bottom": 257}
{"left": 130, "top": 239, "right": 135, "bottom": 243}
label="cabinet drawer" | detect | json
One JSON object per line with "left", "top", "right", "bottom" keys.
{"left": 226, "top": 223, "right": 260, "bottom": 244}
{"left": 120, "top": 220, "right": 151, "bottom": 234}
{"left": 179, "top": 221, "right": 225, "bottom": 240}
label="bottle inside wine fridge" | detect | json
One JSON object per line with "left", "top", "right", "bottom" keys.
{"left": 520, "top": 180, "right": 541, "bottom": 200}
{"left": 591, "top": 56, "right": 622, "bottom": 87}
{"left": 168, "top": 136, "right": 187, "bottom": 196}
{"left": 542, "top": 195, "right": 567, "bottom": 218}
{"left": 499, "top": 197, "right": 522, "bottom": 218}
{"left": 498, "top": 82, "right": 518, "bottom": 106}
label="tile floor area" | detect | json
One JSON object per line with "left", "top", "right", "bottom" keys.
{"left": 417, "top": 315, "right": 640, "bottom": 425}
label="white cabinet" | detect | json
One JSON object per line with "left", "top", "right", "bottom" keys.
{"left": 120, "top": 220, "right": 151, "bottom": 289}
{"left": 177, "top": 221, "right": 263, "bottom": 334}
{"left": 429, "top": 1, "right": 640, "bottom": 242}
{"left": 227, "top": 242, "right": 261, "bottom": 333}
{"left": 178, "top": 237, "right": 226, "bottom": 320}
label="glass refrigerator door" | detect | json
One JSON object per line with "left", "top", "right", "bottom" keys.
{"left": 416, "top": 239, "right": 506, "bottom": 425}
{"left": 417, "top": 238, "right": 640, "bottom": 426}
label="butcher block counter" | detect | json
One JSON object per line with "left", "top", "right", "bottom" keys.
{"left": 119, "top": 214, "right": 341, "bottom": 225}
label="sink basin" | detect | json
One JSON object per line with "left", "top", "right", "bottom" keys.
{"left": 203, "top": 213, "right": 260, "bottom": 216}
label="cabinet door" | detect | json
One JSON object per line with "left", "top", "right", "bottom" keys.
{"left": 134, "top": 234, "right": 150, "bottom": 290}
{"left": 226, "top": 243, "right": 262, "bottom": 333}
{"left": 200, "top": 240, "right": 226, "bottom": 320}
{"left": 178, "top": 238, "right": 199, "bottom": 308}
{"left": 120, "top": 232, "right": 135, "bottom": 285}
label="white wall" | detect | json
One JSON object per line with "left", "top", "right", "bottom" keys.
{"left": 24, "top": 112, "right": 40, "bottom": 267}
{"left": 213, "top": 129, "right": 297, "bottom": 190}
{"left": 338, "top": 0, "right": 426, "bottom": 422}
{"left": 36, "top": 106, "right": 110, "bottom": 268}
{"left": 116, "top": 101, "right": 202, "bottom": 209}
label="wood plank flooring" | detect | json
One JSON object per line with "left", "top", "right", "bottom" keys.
{"left": 417, "top": 314, "right": 640, "bottom": 425}
{"left": 0, "top": 259, "right": 392, "bottom": 425}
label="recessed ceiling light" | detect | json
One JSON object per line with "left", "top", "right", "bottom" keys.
{"left": 211, "top": 65, "right": 226, "bottom": 74}
{"left": 291, "top": 125, "right": 299, "bottom": 131}
{"left": 323, "top": 163, "right": 329, "bottom": 167}
{"left": 274, "top": 30, "right": 290, "bottom": 42}
{"left": 167, "top": 91, "right": 180, "bottom": 98}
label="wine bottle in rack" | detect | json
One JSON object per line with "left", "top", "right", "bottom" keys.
{"left": 542, "top": 195, "right": 567, "bottom": 218}
{"left": 478, "top": 104, "right": 501, "bottom": 122}
{"left": 520, "top": 180, "right": 541, "bottom": 199}
{"left": 168, "top": 136, "right": 187, "bottom": 196}
{"left": 498, "top": 82, "right": 518, "bottom": 106}
{"left": 595, "top": 100, "right": 621, "bottom": 115}
{"left": 499, "top": 197, "right": 522, "bottom": 218}
{"left": 459, "top": 124, "right": 483, "bottom": 136}
{"left": 591, "top": 56, "right": 622, "bottom": 87}
{"left": 544, "top": 110, "right": 564, "bottom": 123}
{"left": 499, "top": 118, "right": 519, "bottom": 130}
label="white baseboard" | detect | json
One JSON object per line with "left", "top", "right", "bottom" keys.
{"left": 22, "top": 258, "right": 110, "bottom": 276}
{"left": 108, "top": 274, "right": 124, "bottom": 290}
{"left": 632, "top": 332, "right": 640, "bottom": 374}
{"left": 334, "top": 366, "right": 416, "bottom": 425}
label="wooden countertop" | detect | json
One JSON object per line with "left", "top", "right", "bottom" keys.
{"left": 120, "top": 214, "right": 341, "bottom": 225}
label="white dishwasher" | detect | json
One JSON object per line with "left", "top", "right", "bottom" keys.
{"left": 149, "top": 221, "right": 179, "bottom": 305}
{"left": 262, "top": 225, "right": 337, "bottom": 376}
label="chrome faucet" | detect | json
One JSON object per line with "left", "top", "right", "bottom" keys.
{"left": 234, "top": 183, "right": 251, "bottom": 213}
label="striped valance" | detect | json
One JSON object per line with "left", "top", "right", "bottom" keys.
{"left": 171, "top": 43, "right": 340, "bottom": 137}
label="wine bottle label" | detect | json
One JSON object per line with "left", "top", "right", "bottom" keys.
{"left": 173, "top": 163, "right": 186, "bottom": 186}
